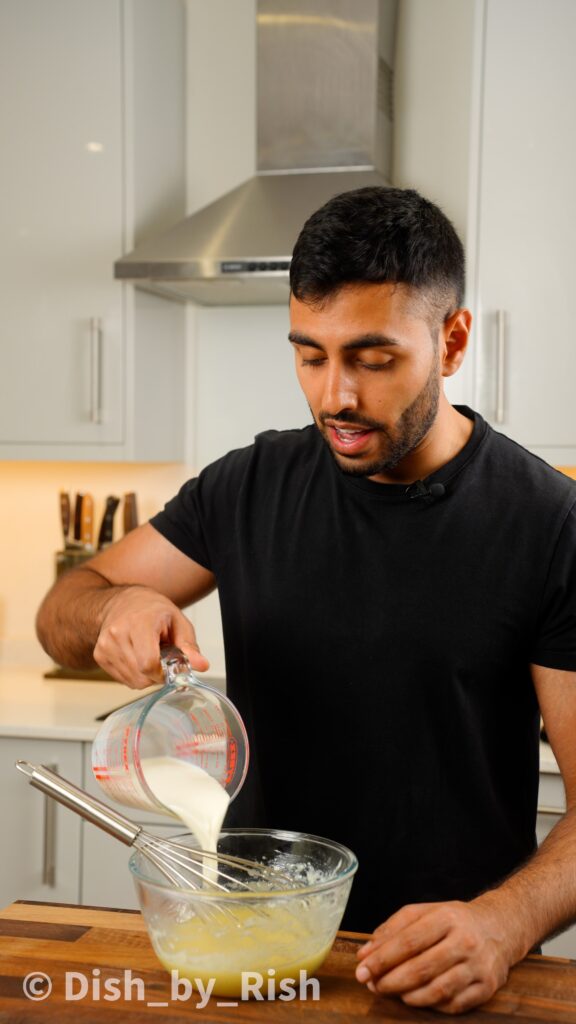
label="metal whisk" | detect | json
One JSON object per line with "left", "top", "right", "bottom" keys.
{"left": 15, "top": 761, "right": 295, "bottom": 906}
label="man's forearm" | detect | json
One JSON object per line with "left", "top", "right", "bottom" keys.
{"left": 36, "top": 566, "right": 128, "bottom": 668}
{"left": 474, "top": 806, "right": 576, "bottom": 958}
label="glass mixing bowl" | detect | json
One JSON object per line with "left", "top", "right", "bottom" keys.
{"left": 129, "top": 828, "right": 358, "bottom": 998}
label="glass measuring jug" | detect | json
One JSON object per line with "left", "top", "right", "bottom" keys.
{"left": 91, "top": 645, "right": 248, "bottom": 816}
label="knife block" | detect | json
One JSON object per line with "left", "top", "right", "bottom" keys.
{"left": 44, "top": 548, "right": 114, "bottom": 681}
{"left": 55, "top": 547, "right": 94, "bottom": 578}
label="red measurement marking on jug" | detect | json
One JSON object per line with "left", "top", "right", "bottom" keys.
{"left": 204, "top": 708, "right": 226, "bottom": 738}
{"left": 122, "top": 725, "right": 131, "bottom": 772}
{"left": 92, "top": 765, "right": 110, "bottom": 781}
{"left": 174, "top": 732, "right": 222, "bottom": 755}
{"left": 224, "top": 738, "right": 238, "bottom": 786}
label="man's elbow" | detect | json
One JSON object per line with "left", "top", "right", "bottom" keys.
{"left": 35, "top": 565, "right": 109, "bottom": 666}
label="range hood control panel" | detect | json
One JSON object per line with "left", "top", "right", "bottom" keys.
{"left": 220, "top": 260, "right": 290, "bottom": 274}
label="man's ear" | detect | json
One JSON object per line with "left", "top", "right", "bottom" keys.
{"left": 440, "top": 309, "right": 472, "bottom": 378}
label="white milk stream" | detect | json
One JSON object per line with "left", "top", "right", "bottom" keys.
{"left": 140, "top": 756, "right": 230, "bottom": 858}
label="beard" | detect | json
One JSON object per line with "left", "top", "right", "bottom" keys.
{"left": 315, "top": 358, "right": 441, "bottom": 477}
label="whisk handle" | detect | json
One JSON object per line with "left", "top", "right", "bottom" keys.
{"left": 15, "top": 760, "right": 141, "bottom": 846}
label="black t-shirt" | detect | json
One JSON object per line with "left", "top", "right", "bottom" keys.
{"left": 150, "top": 407, "right": 576, "bottom": 931}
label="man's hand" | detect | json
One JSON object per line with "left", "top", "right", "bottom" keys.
{"left": 94, "top": 585, "right": 210, "bottom": 688}
{"left": 355, "top": 899, "right": 515, "bottom": 1014}
{"left": 36, "top": 524, "right": 216, "bottom": 684}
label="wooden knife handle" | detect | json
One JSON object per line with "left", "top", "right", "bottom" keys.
{"left": 123, "top": 492, "right": 139, "bottom": 535}
{"left": 80, "top": 494, "right": 94, "bottom": 549}
{"left": 59, "top": 492, "right": 70, "bottom": 543}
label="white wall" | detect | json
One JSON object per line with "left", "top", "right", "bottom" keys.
{"left": 392, "top": 0, "right": 478, "bottom": 408}
{"left": 192, "top": 305, "right": 309, "bottom": 467}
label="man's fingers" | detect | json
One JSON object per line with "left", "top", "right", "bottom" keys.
{"left": 359, "top": 903, "right": 442, "bottom": 956}
{"left": 361, "top": 937, "right": 465, "bottom": 995}
{"left": 93, "top": 587, "right": 208, "bottom": 686}
{"left": 95, "top": 639, "right": 162, "bottom": 689}
{"left": 176, "top": 637, "right": 210, "bottom": 672}
{"left": 356, "top": 912, "right": 451, "bottom": 981}
{"left": 372, "top": 903, "right": 452, "bottom": 938}
{"left": 400, "top": 969, "right": 492, "bottom": 1015}
{"left": 398, "top": 963, "right": 473, "bottom": 1007}
{"left": 97, "top": 634, "right": 209, "bottom": 687}
{"left": 95, "top": 620, "right": 165, "bottom": 687}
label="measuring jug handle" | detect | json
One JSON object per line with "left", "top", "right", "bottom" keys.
{"left": 159, "top": 643, "right": 199, "bottom": 687}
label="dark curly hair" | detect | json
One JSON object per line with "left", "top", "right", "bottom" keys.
{"left": 290, "top": 186, "right": 465, "bottom": 328}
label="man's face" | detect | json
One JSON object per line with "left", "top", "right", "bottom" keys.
{"left": 289, "top": 282, "right": 444, "bottom": 481}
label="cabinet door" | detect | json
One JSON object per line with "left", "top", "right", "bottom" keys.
{"left": 475, "top": 0, "right": 576, "bottom": 463}
{"left": 81, "top": 823, "right": 185, "bottom": 910}
{"left": 0, "top": 737, "right": 82, "bottom": 907}
{"left": 80, "top": 743, "right": 185, "bottom": 908}
{"left": 0, "top": 0, "right": 124, "bottom": 447}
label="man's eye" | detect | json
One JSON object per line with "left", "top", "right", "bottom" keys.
{"left": 359, "top": 360, "right": 394, "bottom": 371}
{"left": 301, "top": 357, "right": 326, "bottom": 367}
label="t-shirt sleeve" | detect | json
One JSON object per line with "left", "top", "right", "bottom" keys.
{"left": 530, "top": 502, "right": 576, "bottom": 671}
{"left": 149, "top": 446, "right": 251, "bottom": 574}
{"left": 149, "top": 476, "right": 212, "bottom": 570}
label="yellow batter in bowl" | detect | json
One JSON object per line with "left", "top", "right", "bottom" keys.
{"left": 152, "top": 902, "right": 333, "bottom": 996}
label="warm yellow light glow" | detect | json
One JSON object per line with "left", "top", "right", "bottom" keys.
{"left": 85, "top": 142, "right": 104, "bottom": 153}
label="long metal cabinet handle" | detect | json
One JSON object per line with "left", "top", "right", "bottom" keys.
{"left": 89, "top": 316, "right": 103, "bottom": 425}
{"left": 495, "top": 310, "right": 506, "bottom": 424}
{"left": 43, "top": 763, "right": 58, "bottom": 887}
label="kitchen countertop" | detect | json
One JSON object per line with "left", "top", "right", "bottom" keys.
{"left": 0, "top": 665, "right": 225, "bottom": 742}
{"left": 0, "top": 666, "right": 563, "bottom": 776}
{"left": 2, "top": 900, "right": 576, "bottom": 1022}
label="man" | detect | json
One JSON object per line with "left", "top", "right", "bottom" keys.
{"left": 37, "top": 187, "right": 576, "bottom": 1014}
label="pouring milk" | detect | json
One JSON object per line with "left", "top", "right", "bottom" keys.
{"left": 140, "top": 756, "right": 230, "bottom": 858}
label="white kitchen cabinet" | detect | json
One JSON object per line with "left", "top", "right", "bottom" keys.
{"left": 0, "top": 736, "right": 186, "bottom": 911}
{"left": 472, "top": 0, "right": 576, "bottom": 463}
{"left": 0, "top": 0, "right": 186, "bottom": 461}
{"left": 0, "top": 737, "right": 83, "bottom": 908}
{"left": 80, "top": 742, "right": 187, "bottom": 908}
{"left": 81, "top": 823, "right": 184, "bottom": 910}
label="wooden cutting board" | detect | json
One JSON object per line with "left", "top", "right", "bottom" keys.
{"left": 1, "top": 901, "right": 576, "bottom": 1022}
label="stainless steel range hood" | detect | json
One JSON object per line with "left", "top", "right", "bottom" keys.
{"left": 115, "top": 0, "right": 398, "bottom": 306}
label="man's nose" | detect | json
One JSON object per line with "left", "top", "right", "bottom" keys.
{"left": 322, "top": 364, "right": 358, "bottom": 412}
